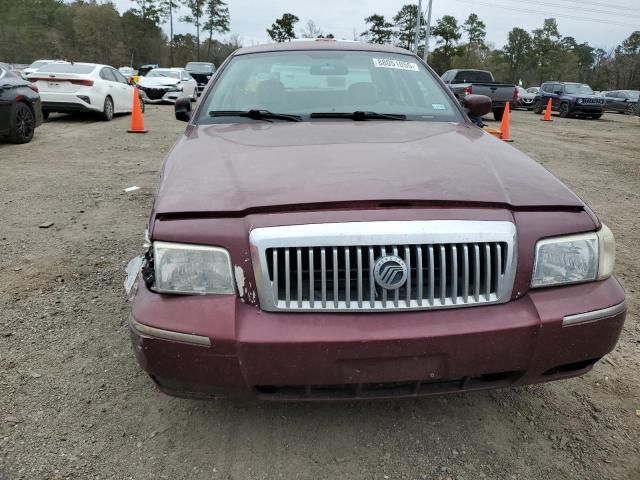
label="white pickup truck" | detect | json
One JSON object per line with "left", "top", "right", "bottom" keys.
{"left": 441, "top": 69, "right": 517, "bottom": 121}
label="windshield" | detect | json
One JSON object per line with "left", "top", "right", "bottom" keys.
{"left": 147, "top": 70, "right": 181, "bottom": 79}
{"left": 527, "top": 87, "right": 539, "bottom": 93}
{"left": 454, "top": 70, "right": 493, "bottom": 83}
{"left": 565, "top": 84, "right": 594, "bottom": 95}
{"left": 29, "top": 60, "right": 51, "bottom": 69}
{"left": 199, "top": 51, "right": 461, "bottom": 123}
{"left": 36, "top": 63, "right": 95, "bottom": 74}
{"left": 186, "top": 62, "right": 214, "bottom": 73}
{"left": 624, "top": 91, "right": 639, "bottom": 100}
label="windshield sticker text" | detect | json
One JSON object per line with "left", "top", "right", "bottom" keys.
{"left": 373, "top": 58, "right": 419, "bottom": 71}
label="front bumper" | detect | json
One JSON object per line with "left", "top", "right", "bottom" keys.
{"left": 129, "top": 276, "right": 626, "bottom": 401}
{"left": 138, "top": 88, "right": 184, "bottom": 104}
{"left": 571, "top": 104, "right": 604, "bottom": 114}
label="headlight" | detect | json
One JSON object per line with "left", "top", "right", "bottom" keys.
{"left": 531, "top": 224, "right": 615, "bottom": 288}
{"left": 153, "top": 242, "right": 235, "bottom": 295}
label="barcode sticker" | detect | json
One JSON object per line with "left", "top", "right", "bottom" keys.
{"left": 373, "top": 58, "right": 419, "bottom": 71}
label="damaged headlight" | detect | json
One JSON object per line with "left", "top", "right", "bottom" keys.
{"left": 531, "top": 224, "right": 615, "bottom": 288}
{"left": 152, "top": 242, "right": 235, "bottom": 295}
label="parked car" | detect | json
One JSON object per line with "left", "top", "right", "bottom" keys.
{"left": 27, "top": 62, "right": 143, "bottom": 121}
{"left": 118, "top": 66, "right": 136, "bottom": 78}
{"left": 185, "top": 62, "right": 216, "bottom": 97}
{"left": 125, "top": 40, "right": 625, "bottom": 401}
{"left": 137, "top": 64, "right": 159, "bottom": 77}
{"left": 515, "top": 86, "right": 535, "bottom": 110}
{"left": 441, "top": 69, "right": 517, "bottom": 121}
{"left": 533, "top": 82, "right": 605, "bottom": 119}
{"left": 137, "top": 68, "right": 197, "bottom": 104}
{"left": 603, "top": 90, "right": 639, "bottom": 114}
{"left": 0, "top": 63, "right": 43, "bottom": 143}
{"left": 526, "top": 87, "right": 540, "bottom": 95}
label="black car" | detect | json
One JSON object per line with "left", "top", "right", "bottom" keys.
{"left": 138, "top": 64, "right": 159, "bottom": 77}
{"left": 0, "top": 63, "right": 43, "bottom": 143}
{"left": 603, "top": 90, "right": 639, "bottom": 114}
{"left": 533, "top": 82, "right": 605, "bottom": 119}
{"left": 185, "top": 62, "right": 216, "bottom": 97}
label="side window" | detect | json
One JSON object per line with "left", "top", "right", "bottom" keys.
{"left": 100, "top": 67, "right": 116, "bottom": 82}
{"left": 111, "top": 68, "right": 128, "bottom": 84}
{"left": 441, "top": 71, "right": 451, "bottom": 83}
{"left": 553, "top": 84, "right": 563, "bottom": 94}
{"left": 541, "top": 84, "right": 552, "bottom": 93}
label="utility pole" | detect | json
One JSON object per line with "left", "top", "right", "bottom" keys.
{"left": 413, "top": 0, "right": 423, "bottom": 54}
{"left": 423, "top": 0, "right": 433, "bottom": 62}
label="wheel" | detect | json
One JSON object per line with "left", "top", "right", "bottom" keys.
{"left": 8, "top": 102, "right": 35, "bottom": 144}
{"left": 590, "top": 114, "right": 603, "bottom": 120}
{"left": 626, "top": 104, "right": 635, "bottom": 115}
{"left": 100, "top": 96, "right": 114, "bottom": 121}
{"left": 559, "top": 102, "right": 570, "bottom": 118}
{"left": 42, "top": 110, "right": 50, "bottom": 120}
{"left": 493, "top": 108, "right": 504, "bottom": 122}
{"left": 533, "top": 100, "right": 543, "bottom": 114}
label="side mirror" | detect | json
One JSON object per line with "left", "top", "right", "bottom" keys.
{"left": 175, "top": 97, "right": 192, "bottom": 122}
{"left": 463, "top": 94, "right": 492, "bottom": 118}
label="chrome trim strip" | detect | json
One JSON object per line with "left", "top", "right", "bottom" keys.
{"left": 249, "top": 220, "right": 518, "bottom": 313}
{"left": 129, "top": 316, "right": 211, "bottom": 346}
{"left": 563, "top": 301, "right": 627, "bottom": 327}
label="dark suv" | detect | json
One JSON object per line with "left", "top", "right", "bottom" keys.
{"left": 533, "top": 82, "right": 605, "bottom": 119}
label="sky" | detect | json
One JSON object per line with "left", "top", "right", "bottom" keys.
{"left": 112, "top": 0, "right": 640, "bottom": 51}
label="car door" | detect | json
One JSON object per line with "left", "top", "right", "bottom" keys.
{"left": 181, "top": 71, "right": 197, "bottom": 98}
{"left": 0, "top": 67, "right": 14, "bottom": 133}
{"left": 539, "top": 83, "right": 554, "bottom": 108}
{"left": 99, "top": 67, "right": 122, "bottom": 110}
{"left": 110, "top": 68, "right": 133, "bottom": 111}
{"left": 550, "top": 83, "right": 563, "bottom": 109}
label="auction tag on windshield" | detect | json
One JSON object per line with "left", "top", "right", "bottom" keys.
{"left": 373, "top": 58, "right": 419, "bottom": 71}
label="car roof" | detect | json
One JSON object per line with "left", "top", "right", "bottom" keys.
{"left": 232, "top": 40, "right": 414, "bottom": 57}
{"left": 153, "top": 67, "right": 185, "bottom": 71}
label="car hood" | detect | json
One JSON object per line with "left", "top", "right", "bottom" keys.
{"left": 154, "top": 121, "right": 585, "bottom": 216}
{"left": 138, "top": 77, "right": 180, "bottom": 87}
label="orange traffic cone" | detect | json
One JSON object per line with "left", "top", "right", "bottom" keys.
{"left": 499, "top": 102, "right": 513, "bottom": 142}
{"left": 127, "top": 87, "right": 147, "bottom": 133}
{"left": 541, "top": 98, "right": 553, "bottom": 122}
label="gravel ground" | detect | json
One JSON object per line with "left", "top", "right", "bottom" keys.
{"left": 1, "top": 107, "right": 639, "bottom": 480}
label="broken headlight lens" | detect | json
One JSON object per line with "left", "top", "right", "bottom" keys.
{"left": 153, "top": 242, "right": 235, "bottom": 295}
{"left": 531, "top": 225, "right": 615, "bottom": 288}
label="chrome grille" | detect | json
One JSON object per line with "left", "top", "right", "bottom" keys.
{"left": 250, "top": 221, "right": 517, "bottom": 312}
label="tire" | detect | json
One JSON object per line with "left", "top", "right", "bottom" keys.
{"left": 493, "top": 108, "right": 504, "bottom": 122}
{"left": 101, "top": 96, "right": 114, "bottom": 121}
{"left": 590, "top": 114, "right": 603, "bottom": 120}
{"left": 626, "top": 104, "right": 635, "bottom": 115}
{"left": 559, "top": 102, "right": 570, "bottom": 118}
{"left": 8, "top": 102, "right": 35, "bottom": 144}
{"left": 533, "top": 100, "right": 543, "bottom": 114}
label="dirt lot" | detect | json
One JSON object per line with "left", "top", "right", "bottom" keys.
{"left": 1, "top": 107, "right": 639, "bottom": 480}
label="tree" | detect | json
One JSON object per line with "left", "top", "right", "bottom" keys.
{"left": 159, "top": 0, "right": 179, "bottom": 65}
{"left": 431, "top": 15, "right": 462, "bottom": 71}
{"left": 532, "top": 18, "right": 561, "bottom": 83}
{"left": 203, "top": 0, "right": 230, "bottom": 61}
{"left": 267, "top": 13, "right": 299, "bottom": 43}
{"left": 300, "top": 20, "right": 323, "bottom": 39}
{"left": 462, "top": 13, "right": 486, "bottom": 59}
{"left": 181, "top": 0, "right": 205, "bottom": 60}
{"left": 503, "top": 27, "right": 531, "bottom": 83}
{"left": 360, "top": 14, "right": 393, "bottom": 44}
{"left": 393, "top": 4, "right": 424, "bottom": 51}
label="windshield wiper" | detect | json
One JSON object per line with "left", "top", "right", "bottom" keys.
{"left": 310, "top": 111, "right": 407, "bottom": 121}
{"left": 209, "top": 110, "right": 302, "bottom": 122}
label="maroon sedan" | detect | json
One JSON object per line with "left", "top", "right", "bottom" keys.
{"left": 125, "top": 41, "right": 625, "bottom": 401}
